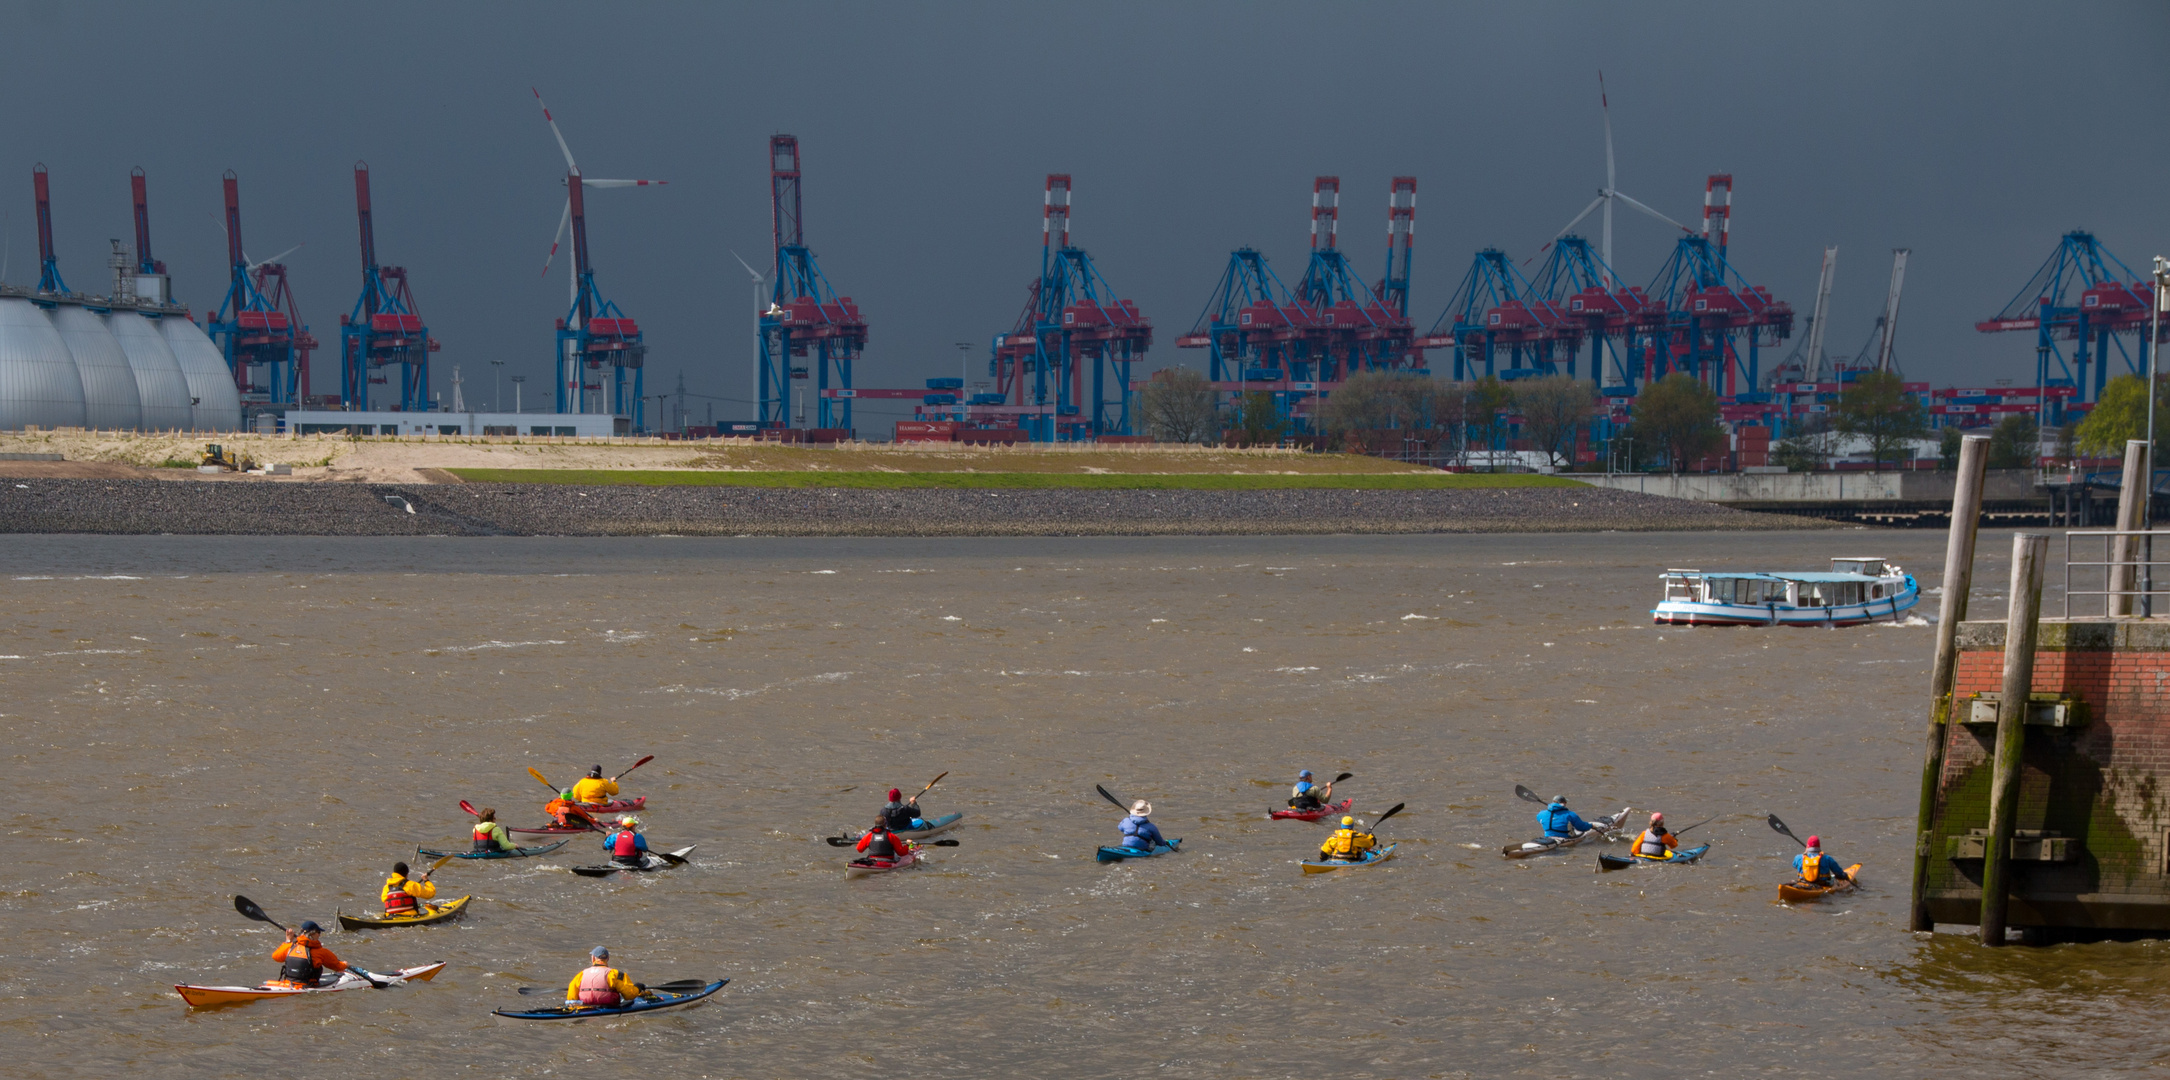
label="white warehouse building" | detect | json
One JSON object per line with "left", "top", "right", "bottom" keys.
{"left": 0, "top": 282, "right": 241, "bottom": 431}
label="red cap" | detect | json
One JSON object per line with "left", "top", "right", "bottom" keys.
{"left": 1805, "top": 835, "right": 1820, "bottom": 848}
{"left": 887, "top": 789, "right": 901, "bottom": 801}
{"left": 1649, "top": 812, "right": 1664, "bottom": 823}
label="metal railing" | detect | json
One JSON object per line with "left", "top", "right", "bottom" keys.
{"left": 2062, "top": 529, "right": 2170, "bottom": 617}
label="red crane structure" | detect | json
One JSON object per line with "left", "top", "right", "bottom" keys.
{"left": 338, "top": 163, "right": 435, "bottom": 411}
{"left": 759, "top": 135, "right": 865, "bottom": 432}
{"left": 1977, "top": 231, "right": 2164, "bottom": 418}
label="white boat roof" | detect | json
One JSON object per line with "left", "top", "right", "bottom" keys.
{"left": 1692, "top": 570, "right": 1889, "bottom": 583}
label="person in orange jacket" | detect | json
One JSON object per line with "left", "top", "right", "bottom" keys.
{"left": 544, "top": 791, "right": 597, "bottom": 830}
{"left": 271, "top": 921, "right": 348, "bottom": 988}
{"left": 1633, "top": 812, "right": 1680, "bottom": 859}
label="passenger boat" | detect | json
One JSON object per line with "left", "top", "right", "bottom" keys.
{"left": 1652, "top": 557, "right": 1919, "bottom": 627}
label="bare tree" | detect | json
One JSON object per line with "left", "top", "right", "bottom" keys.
{"left": 1512, "top": 375, "right": 1595, "bottom": 466}
{"left": 1137, "top": 366, "right": 1220, "bottom": 444}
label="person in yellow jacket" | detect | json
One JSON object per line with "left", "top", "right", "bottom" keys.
{"left": 571, "top": 766, "right": 620, "bottom": 807}
{"left": 1319, "top": 815, "right": 1378, "bottom": 862}
{"left": 380, "top": 860, "right": 439, "bottom": 917}
{"left": 566, "top": 946, "right": 645, "bottom": 1008}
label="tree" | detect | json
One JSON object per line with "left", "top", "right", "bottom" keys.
{"left": 1512, "top": 375, "right": 1595, "bottom": 467}
{"left": 1463, "top": 376, "right": 1516, "bottom": 464}
{"left": 1230, "top": 390, "right": 1288, "bottom": 446}
{"left": 2075, "top": 374, "right": 2170, "bottom": 463}
{"left": 1628, "top": 373, "right": 1724, "bottom": 473}
{"left": 1775, "top": 413, "right": 1836, "bottom": 473}
{"left": 1938, "top": 425, "right": 1963, "bottom": 472}
{"left": 1831, "top": 371, "right": 1930, "bottom": 469}
{"left": 1316, "top": 370, "right": 1466, "bottom": 456}
{"left": 1986, "top": 413, "right": 2040, "bottom": 470}
{"left": 1136, "top": 366, "right": 1219, "bottom": 444}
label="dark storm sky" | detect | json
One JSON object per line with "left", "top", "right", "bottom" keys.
{"left": 1, "top": 2, "right": 2164, "bottom": 426}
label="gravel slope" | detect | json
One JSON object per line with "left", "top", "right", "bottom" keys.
{"left": 0, "top": 477, "right": 1834, "bottom": 536}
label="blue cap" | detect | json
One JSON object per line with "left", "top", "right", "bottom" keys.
{"left": 591, "top": 946, "right": 609, "bottom": 959}
{"left": 1298, "top": 770, "right": 1313, "bottom": 779}
{"left": 298, "top": 920, "right": 323, "bottom": 933}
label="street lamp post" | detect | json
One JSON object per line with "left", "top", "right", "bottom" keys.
{"left": 490, "top": 360, "right": 505, "bottom": 412}
{"left": 511, "top": 375, "right": 526, "bottom": 415}
{"left": 2145, "top": 256, "right": 2167, "bottom": 614}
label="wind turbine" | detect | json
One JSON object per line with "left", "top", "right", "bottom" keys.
{"left": 731, "top": 250, "right": 773, "bottom": 425}
{"left": 209, "top": 213, "right": 301, "bottom": 273}
{"left": 532, "top": 88, "right": 667, "bottom": 307}
{"left": 1542, "top": 72, "right": 1692, "bottom": 285}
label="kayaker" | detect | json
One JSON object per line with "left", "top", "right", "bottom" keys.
{"left": 571, "top": 765, "right": 620, "bottom": 807}
{"left": 1633, "top": 813, "right": 1679, "bottom": 859}
{"left": 381, "top": 861, "right": 439, "bottom": 916}
{"left": 271, "top": 921, "right": 348, "bottom": 988}
{"left": 471, "top": 807, "right": 517, "bottom": 853}
{"left": 1537, "top": 795, "right": 1592, "bottom": 839}
{"left": 880, "top": 787, "right": 924, "bottom": 832}
{"left": 546, "top": 791, "right": 597, "bottom": 830}
{"left": 856, "top": 817, "right": 913, "bottom": 863}
{"left": 1118, "top": 800, "right": 1165, "bottom": 852}
{"left": 1793, "top": 835, "right": 1851, "bottom": 885}
{"left": 1318, "top": 815, "right": 1378, "bottom": 862}
{"left": 565, "top": 946, "right": 645, "bottom": 1008}
{"left": 1288, "top": 770, "right": 1335, "bottom": 811}
{"left": 603, "top": 816, "right": 649, "bottom": 867}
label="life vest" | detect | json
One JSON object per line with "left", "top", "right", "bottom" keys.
{"left": 576, "top": 965, "right": 622, "bottom": 1006}
{"left": 1289, "top": 782, "right": 1319, "bottom": 808}
{"left": 1636, "top": 829, "right": 1674, "bottom": 858}
{"left": 1541, "top": 806, "right": 1576, "bottom": 836}
{"left": 472, "top": 824, "right": 497, "bottom": 852}
{"left": 611, "top": 830, "right": 642, "bottom": 860}
{"left": 1323, "top": 829, "right": 1373, "bottom": 859}
{"left": 383, "top": 878, "right": 419, "bottom": 915}
{"left": 865, "top": 831, "right": 897, "bottom": 859}
{"left": 882, "top": 803, "right": 917, "bottom": 831}
{"left": 280, "top": 941, "right": 322, "bottom": 986}
{"left": 1801, "top": 852, "right": 1823, "bottom": 881}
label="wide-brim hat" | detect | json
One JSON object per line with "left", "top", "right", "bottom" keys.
{"left": 1130, "top": 800, "right": 1152, "bottom": 816}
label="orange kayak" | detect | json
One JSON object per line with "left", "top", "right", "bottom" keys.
{"left": 174, "top": 961, "right": 445, "bottom": 1008}
{"left": 1778, "top": 864, "right": 1862, "bottom": 902}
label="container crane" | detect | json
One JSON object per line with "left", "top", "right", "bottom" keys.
{"left": 534, "top": 89, "right": 662, "bottom": 427}
{"left": 127, "top": 168, "right": 171, "bottom": 304}
{"left": 338, "top": 163, "right": 435, "bottom": 411}
{"left": 1976, "top": 231, "right": 2162, "bottom": 413}
{"left": 1641, "top": 176, "right": 1793, "bottom": 397}
{"left": 988, "top": 174, "right": 1151, "bottom": 440}
{"left": 206, "top": 171, "right": 307, "bottom": 412}
{"left": 758, "top": 135, "right": 865, "bottom": 432}
{"left": 1523, "top": 235, "right": 1655, "bottom": 391}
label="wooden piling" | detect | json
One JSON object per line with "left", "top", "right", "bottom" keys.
{"left": 1981, "top": 532, "right": 2047, "bottom": 946}
{"left": 1914, "top": 434, "right": 1989, "bottom": 931}
{"left": 2110, "top": 440, "right": 2149, "bottom": 616}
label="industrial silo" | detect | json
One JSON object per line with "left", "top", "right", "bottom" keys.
{"left": 48, "top": 304, "right": 142, "bottom": 430}
{"left": 157, "top": 315, "right": 241, "bottom": 430}
{"left": 0, "top": 297, "right": 88, "bottom": 430}
{"left": 104, "top": 310, "right": 194, "bottom": 430}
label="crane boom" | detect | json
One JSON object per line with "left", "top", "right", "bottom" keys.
{"left": 1875, "top": 248, "right": 1910, "bottom": 373}
{"left": 1802, "top": 246, "right": 1837, "bottom": 381}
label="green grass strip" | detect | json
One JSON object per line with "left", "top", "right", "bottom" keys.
{"left": 443, "top": 468, "right": 1584, "bottom": 490}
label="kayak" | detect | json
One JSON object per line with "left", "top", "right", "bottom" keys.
{"left": 568, "top": 845, "right": 697, "bottom": 878}
{"left": 337, "top": 895, "right": 473, "bottom": 930}
{"left": 417, "top": 840, "right": 570, "bottom": 860}
{"left": 1096, "top": 838, "right": 1182, "bottom": 863}
{"left": 846, "top": 849, "right": 920, "bottom": 878}
{"left": 493, "top": 978, "right": 728, "bottom": 1021}
{"left": 1501, "top": 808, "right": 1629, "bottom": 859}
{"left": 1301, "top": 843, "right": 1398, "bottom": 873}
{"left": 507, "top": 822, "right": 600, "bottom": 837}
{"left": 896, "top": 812, "right": 963, "bottom": 840}
{"left": 1778, "top": 863, "right": 1863, "bottom": 902}
{"left": 1596, "top": 843, "right": 1711, "bottom": 872}
{"left": 571, "top": 796, "right": 646, "bottom": 815}
{"left": 1270, "top": 798, "right": 1353, "bottom": 822}
{"left": 175, "top": 961, "right": 446, "bottom": 1008}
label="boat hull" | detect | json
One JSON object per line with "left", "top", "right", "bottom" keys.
{"left": 1779, "top": 863, "right": 1863, "bottom": 902}
{"left": 493, "top": 979, "right": 728, "bottom": 1020}
{"left": 1271, "top": 798, "right": 1353, "bottom": 822}
{"left": 1097, "top": 838, "right": 1181, "bottom": 863}
{"left": 1301, "top": 843, "right": 1398, "bottom": 873}
{"left": 337, "top": 895, "right": 472, "bottom": 930}
{"left": 1596, "top": 843, "right": 1711, "bottom": 871}
{"left": 175, "top": 961, "right": 445, "bottom": 1008}
{"left": 417, "top": 840, "right": 569, "bottom": 860}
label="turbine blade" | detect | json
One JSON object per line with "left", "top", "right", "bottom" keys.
{"left": 579, "top": 178, "right": 669, "bottom": 189}
{"left": 1611, "top": 191, "right": 1692, "bottom": 233}
{"left": 1551, "top": 195, "right": 1606, "bottom": 242}
{"left": 1599, "top": 71, "right": 1615, "bottom": 191}
{"left": 729, "top": 249, "right": 765, "bottom": 281}
{"left": 253, "top": 243, "right": 303, "bottom": 269}
{"left": 532, "top": 87, "right": 578, "bottom": 172}
{"left": 541, "top": 198, "right": 569, "bottom": 277}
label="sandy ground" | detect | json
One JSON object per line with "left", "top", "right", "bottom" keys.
{"left": 0, "top": 430, "right": 1442, "bottom": 483}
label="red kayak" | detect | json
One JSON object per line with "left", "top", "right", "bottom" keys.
{"left": 1270, "top": 798, "right": 1353, "bottom": 822}
{"left": 568, "top": 796, "right": 645, "bottom": 815}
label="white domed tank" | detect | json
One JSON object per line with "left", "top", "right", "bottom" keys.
{"left": 105, "top": 311, "right": 194, "bottom": 430}
{"left": 0, "top": 297, "right": 88, "bottom": 430}
{"left": 156, "top": 315, "right": 241, "bottom": 431}
{"left": 48, "top": 305, "right": 142, "bottom": 430}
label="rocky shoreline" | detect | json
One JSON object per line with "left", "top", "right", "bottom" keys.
{"left": 0, "top": 477, "right": 1835, "bottom": 536}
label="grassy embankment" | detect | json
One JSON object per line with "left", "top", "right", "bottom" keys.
{"left": 443, "top": 468, "right": 1582, "bottom": 490}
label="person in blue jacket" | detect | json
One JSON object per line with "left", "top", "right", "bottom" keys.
{"left": 603, "top": 816, "right": 649, "bottom": 866}
{"left": 1538, "top": 795, "right": 1591, "bottom": 839}
{"left": 1119, "top": 800, "right": 1165, "bottom": 851}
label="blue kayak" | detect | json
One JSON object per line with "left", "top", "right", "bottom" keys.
{"left": 1096, "top": 838, "right": 1181, "bottom": 863}
{"left": 1596, "top": 843, "right": 1711, "bottom": 872}
{"left": 492, "top": 979, "right": 728, "bottom": 1020}
{"left": 416, "top": 840, "right": 569, "bottom": 860}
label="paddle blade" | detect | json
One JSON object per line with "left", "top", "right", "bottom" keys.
{"left": 528, "top": 767, "right": 556, "bottom": 791}
{"left": 932, "top": 839, "right": 961, "bottom": 847}
{"left": 919, "top": 770, "right": 950, "bottom": 796}
{"left": 1370, "top": 802, "right": 1407, "bottom": 829}
{"left": 823, "top": 835, "right": 853, "bottom": 847}
{"left": 459, "top": 800, "right": 480, "bottom": 818}
{"left": 232, "top": 895, "right": 282, "bottom": 931}
{"left": 426, "top": 854, "right": 456, "bottom": 876}
{"left": 1332, "top": 772, "right": 1354, "bottom": 784}
{"left": 616, "top": 754, "right": 655, "bottom": 781}
{"left": 349, "top": 967, "right": 390, "bottom": 989}
{"left": 1514, "top": 784, "right": 1546, "bottom": 804}
{"left": 651, "top": 978, "right": 711, "bottom": 992}
{"left": 1095, "top": 784, "right": 1128, "bottom": 811}
{"left": 1768, "top": 813, "right": 1803, "bottom": 846}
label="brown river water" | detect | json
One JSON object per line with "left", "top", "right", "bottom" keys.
{"left": 5, "top": 530, "right": 2167, "bottom": 1079}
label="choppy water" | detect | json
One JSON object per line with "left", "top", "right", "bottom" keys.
{"left": 3, "top": 530, "right": 2157, "bottom": 1079}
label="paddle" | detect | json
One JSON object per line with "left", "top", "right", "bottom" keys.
{"left": 1673, "top": 815, "right": 1717, "bottom": 836}
{"left": 1095, "top": 784, "right": 1129, "bottom": 812}
{"left": 232, "top": 895, "right": 389, "bottom": 989}
{"left": 614, "top": 755, "right": 654, "bottom": 782}
{"left": 420, "top": 853, "right": 455, "bottom": 881}
{"left": 1367, "top": 802, "right": 1406, "bottom": 832}
{"left": 1514, "top": 784, "right": 1547, "bottom": 804}
{"left": 1768, "top": 813, "right": 1851, "bottom": 883}
{"left": 516, "top": 977, "right": 710, "bottom": 997}
{"left": 527, "top": 766, "right": 558, "bottom": 793}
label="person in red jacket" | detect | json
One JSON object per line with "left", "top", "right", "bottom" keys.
{"left": 855, "top": 817, "right": 914, "bottom": 864}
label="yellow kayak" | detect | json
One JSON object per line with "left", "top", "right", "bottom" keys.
{"left": 336, "top": 895, "right": 472, "bottom": 930}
